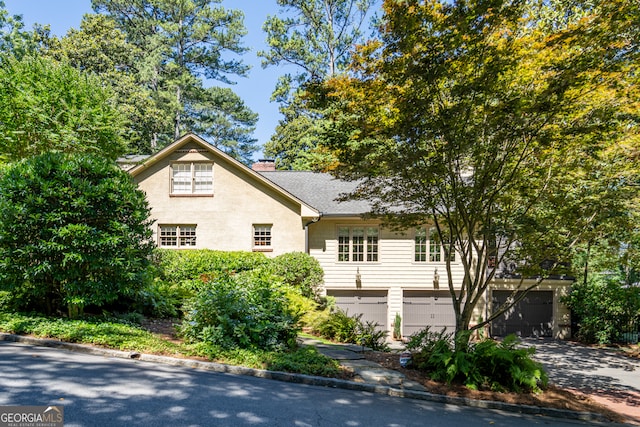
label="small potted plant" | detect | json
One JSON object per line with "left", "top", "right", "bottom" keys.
{"left": 393, "top": 312, "right": 402, "bottom": 340}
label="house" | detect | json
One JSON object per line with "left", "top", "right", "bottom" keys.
{"left": 126, "top": 133, "right": 572, "bottom": 339}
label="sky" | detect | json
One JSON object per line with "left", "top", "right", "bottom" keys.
{"left": 3, "top": 0, "right": 289, "bottom": 158}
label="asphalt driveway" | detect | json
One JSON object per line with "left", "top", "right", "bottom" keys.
{"left": 522, "top": 338, "right": 640, "bottom": 425}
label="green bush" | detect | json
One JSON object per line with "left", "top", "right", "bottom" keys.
{"left": 153, "top": 249, "right": 269, "bottom": 285}
{"left": 130, "top": 279, "right": 189, "bottom": 318}
{"left": 282, "top": 287, "right": 319, "bottom": 326}
{"left": 564, "top": 275, "right": 640, "bottom": 344}
{"left": 0, "top": 152, "right": 154, "bottom": 317}
{"left": 408, "top": 329, "right": 547, "bottom": 393}
{"left": 310, "top": 307, "right": 389, "bottom": 351}
{"left": 266, "top": 346, "right": 342, "bottom": 377}
{"left": 270, "top": 252, "right": 324, "bottom": 299}
{"left": 0, "top": 311, "right": 341, "bottom": 377}
{"left": 151, "top": 250, "right": 325, "bottom": 319}
{"left": 180, "top": 270, "right": 300, "bottom": 351}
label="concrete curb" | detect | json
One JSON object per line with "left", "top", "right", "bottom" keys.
{"left": 0, "top": 333, "right": 611, "bottom": 424}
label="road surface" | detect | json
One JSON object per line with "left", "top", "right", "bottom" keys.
{"left": 0, "top": 341, "right": 613, "bottom": 427}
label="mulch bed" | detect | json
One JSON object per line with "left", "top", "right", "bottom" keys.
{"left": 363, "top": 350, "right": 625, "bottom": 423}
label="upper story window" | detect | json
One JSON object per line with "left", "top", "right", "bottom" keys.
{"left": 338, "top": 226, "right": 379, "bottom": 262}
{"left": 171, "top": 162, "right": 213, "bottom": 195}
{"left": 159, "top": 225, "right": 196, "bottom": 248}
{"left": 415, "top": 227, "right": 455, "bottom": 262}
{"left": 253, "top": 224, "right": 272, "bottom": 251}
{"left": 415, "top": 227, "right": 428, "bottom": 262}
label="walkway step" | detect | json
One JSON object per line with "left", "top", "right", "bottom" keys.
{"left": 340, "top": 360, "right": 427, "bottom": 391}
{"left": 299, "top": 336, "right": 425, "bottom": 391}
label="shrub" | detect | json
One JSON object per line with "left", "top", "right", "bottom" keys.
{"left": 129, "top": 279, "right": 189, "bottom": 318}
{"left": 269, "top": 252, "right": 324, "bottom": 299}
{"left": 393, "top": 312, "right": 402, "bottom": 340}
{"left": 0, "top": 153, "right": 154, "bottom": 317}
{"left": 564, "top": 274, "right": 640, "bottom": 344}
{"left": 153, "top": 249, "right": 269, "bottom": 285}
{"left": 282, "top": 287, "right": 319, "bottom": 327}
{"left": 408, "top": 328, "right": 547, "bottom": 393}
{"left": 180, "top": 270, "right": 300, "bottom": 351}
{"left": 310, "top": 307, "right": 389, "bottom": 351}
{"left": 266, "top": 346, "right": 343, "bottom": 377}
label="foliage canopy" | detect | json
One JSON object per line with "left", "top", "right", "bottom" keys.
{"left": 0, "top": 152, "right": 155, "bottom": 317}
{"left": 260, "top": 0, "right": 376, "bottom": 170}
{"left": 316, "top": 0, "right": 639, "bottom": 344}
{"left": 91, "top": 0, "right": 258, "bottom": 159}
{"left": 0, "top": 55, "right": 128, "bottom": 162}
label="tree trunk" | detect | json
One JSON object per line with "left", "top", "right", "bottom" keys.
{"left": 174, "top": 86, "right": 182, "bottom": 140}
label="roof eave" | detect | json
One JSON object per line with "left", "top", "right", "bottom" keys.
{"left": 128, "top": 133, "right": 320, "bottom": 218}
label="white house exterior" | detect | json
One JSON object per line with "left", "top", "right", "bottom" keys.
{"left": 125, "top": 134, "right": 572, "bottom": 339}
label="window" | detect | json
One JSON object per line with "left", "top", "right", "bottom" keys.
{"left": 414, "top": 227, "right": 455, "bottom": 262}
{"left": 171, "top": 162, "right": 213, "bottom": 194}
{"left": 253, "top": 224, "right": 272, "bottom": 250}
{"left": 415, "top": 228, "right": 427, "bottom": 262}
{"left": 159, "top": 225, "right": 196, "bottom": 248}
{"left": 429, "top": 227, "right": 441, "bottom": 262}
{"left": 338, "top": 226, "right": 379, "bottom": 262}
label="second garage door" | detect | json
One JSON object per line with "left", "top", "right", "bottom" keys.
{"left": 491, "top": 290, "right": 553, "bottom": 337}
{"left": 403, "top": 290, "right": 457, "bottom": 337}
{"left": 327, "top": 290, "right": 388, "bottom": 331}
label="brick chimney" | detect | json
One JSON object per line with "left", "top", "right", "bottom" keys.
{"left": 252, "top": 159, "right": 276, "bottom": 172}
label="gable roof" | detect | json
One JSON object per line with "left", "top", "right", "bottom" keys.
{"left": 259, "top": 171, "right": 372, "bottom": 216}
{"left": 127, "top": 133, "right": 320, "bottom": 218}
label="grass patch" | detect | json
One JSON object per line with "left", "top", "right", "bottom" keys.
{"left": 0, "top": 311, "right": 342, "bottom": 377}
{"left": 0, "top": 311, "right": 183, "bottom": 354}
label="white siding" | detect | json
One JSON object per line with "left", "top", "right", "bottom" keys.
{"left": 309, "top": 219, "right": 467, "bottom": 332}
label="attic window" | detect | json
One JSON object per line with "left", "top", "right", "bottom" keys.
{"left": 171, "top": 162, "right": 213, "bottom": 195}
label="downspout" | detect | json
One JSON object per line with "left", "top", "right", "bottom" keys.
{"left": 304, "top": 213, "right": 323, "bottom": 254}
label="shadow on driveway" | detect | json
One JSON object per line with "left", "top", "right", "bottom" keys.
{"left": 523, "top": 338, "right": 640, "bottom": 424}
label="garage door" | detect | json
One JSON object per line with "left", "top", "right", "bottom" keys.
{"left": 403, "top": 290, "right": 457, "bottom": 337}
{"left": 491, "top": 290, "right": 553, "bottom": 337}
{"left": 327, "top": 290, "right": 388, "bottom": 331}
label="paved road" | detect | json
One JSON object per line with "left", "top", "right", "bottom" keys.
{"left": 0, "top": 341, "right": 609, "bottom": 427}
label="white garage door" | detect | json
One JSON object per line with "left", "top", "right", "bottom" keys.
{"left": 403, "top": 290, "right": 457, "bottom": 337}
{"left": 327, "top": 290, "right": 388, "bottom": 331}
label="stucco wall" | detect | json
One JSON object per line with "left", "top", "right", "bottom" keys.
{"left": 133, "top": 142, "right": 307, "bottom": 256}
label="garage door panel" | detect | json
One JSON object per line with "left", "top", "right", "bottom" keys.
{"left": 491, "top": 291, "right": 553, "bottom": 338}
{"left": 403, "top": 291, "right": 456, "bottom": 337}
{"left": 327, "top": 290, "right": 388, "bottom": 332}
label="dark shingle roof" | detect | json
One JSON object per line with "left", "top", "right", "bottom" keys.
{"left": 259, "top": 171, "right": 371, "bottom": 216}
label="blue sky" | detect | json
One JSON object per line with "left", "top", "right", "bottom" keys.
{"left": 3, "top": 0, "right": 289, "bottom": 157}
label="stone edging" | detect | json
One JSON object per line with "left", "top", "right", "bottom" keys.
{"left": 0, "top": 333, "right": 610, "bottom": 423}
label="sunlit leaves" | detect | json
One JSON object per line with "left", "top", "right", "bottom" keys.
{"left": 0, "top": 55, "right": 127, "bottom": 162}
{"left": 317, "top": 0, "right": 639, "bottom": 339}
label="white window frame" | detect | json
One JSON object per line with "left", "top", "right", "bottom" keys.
{"left": 414, "top": 226, "right": 455, "bottom": 263}
{"left": 338, "top": 226, "right": 379, "bottom": 262}
{"left": 158, "top": 225, "right": 197, "bottom": 248}
{"left": 253, "top": 224, "right": 272, "bottom": 251}
{"left": 171, "top": 162, "right": 213, "bottom": 195}
{"left": 415, "top": 227, "right": 428, "bottom": 262}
